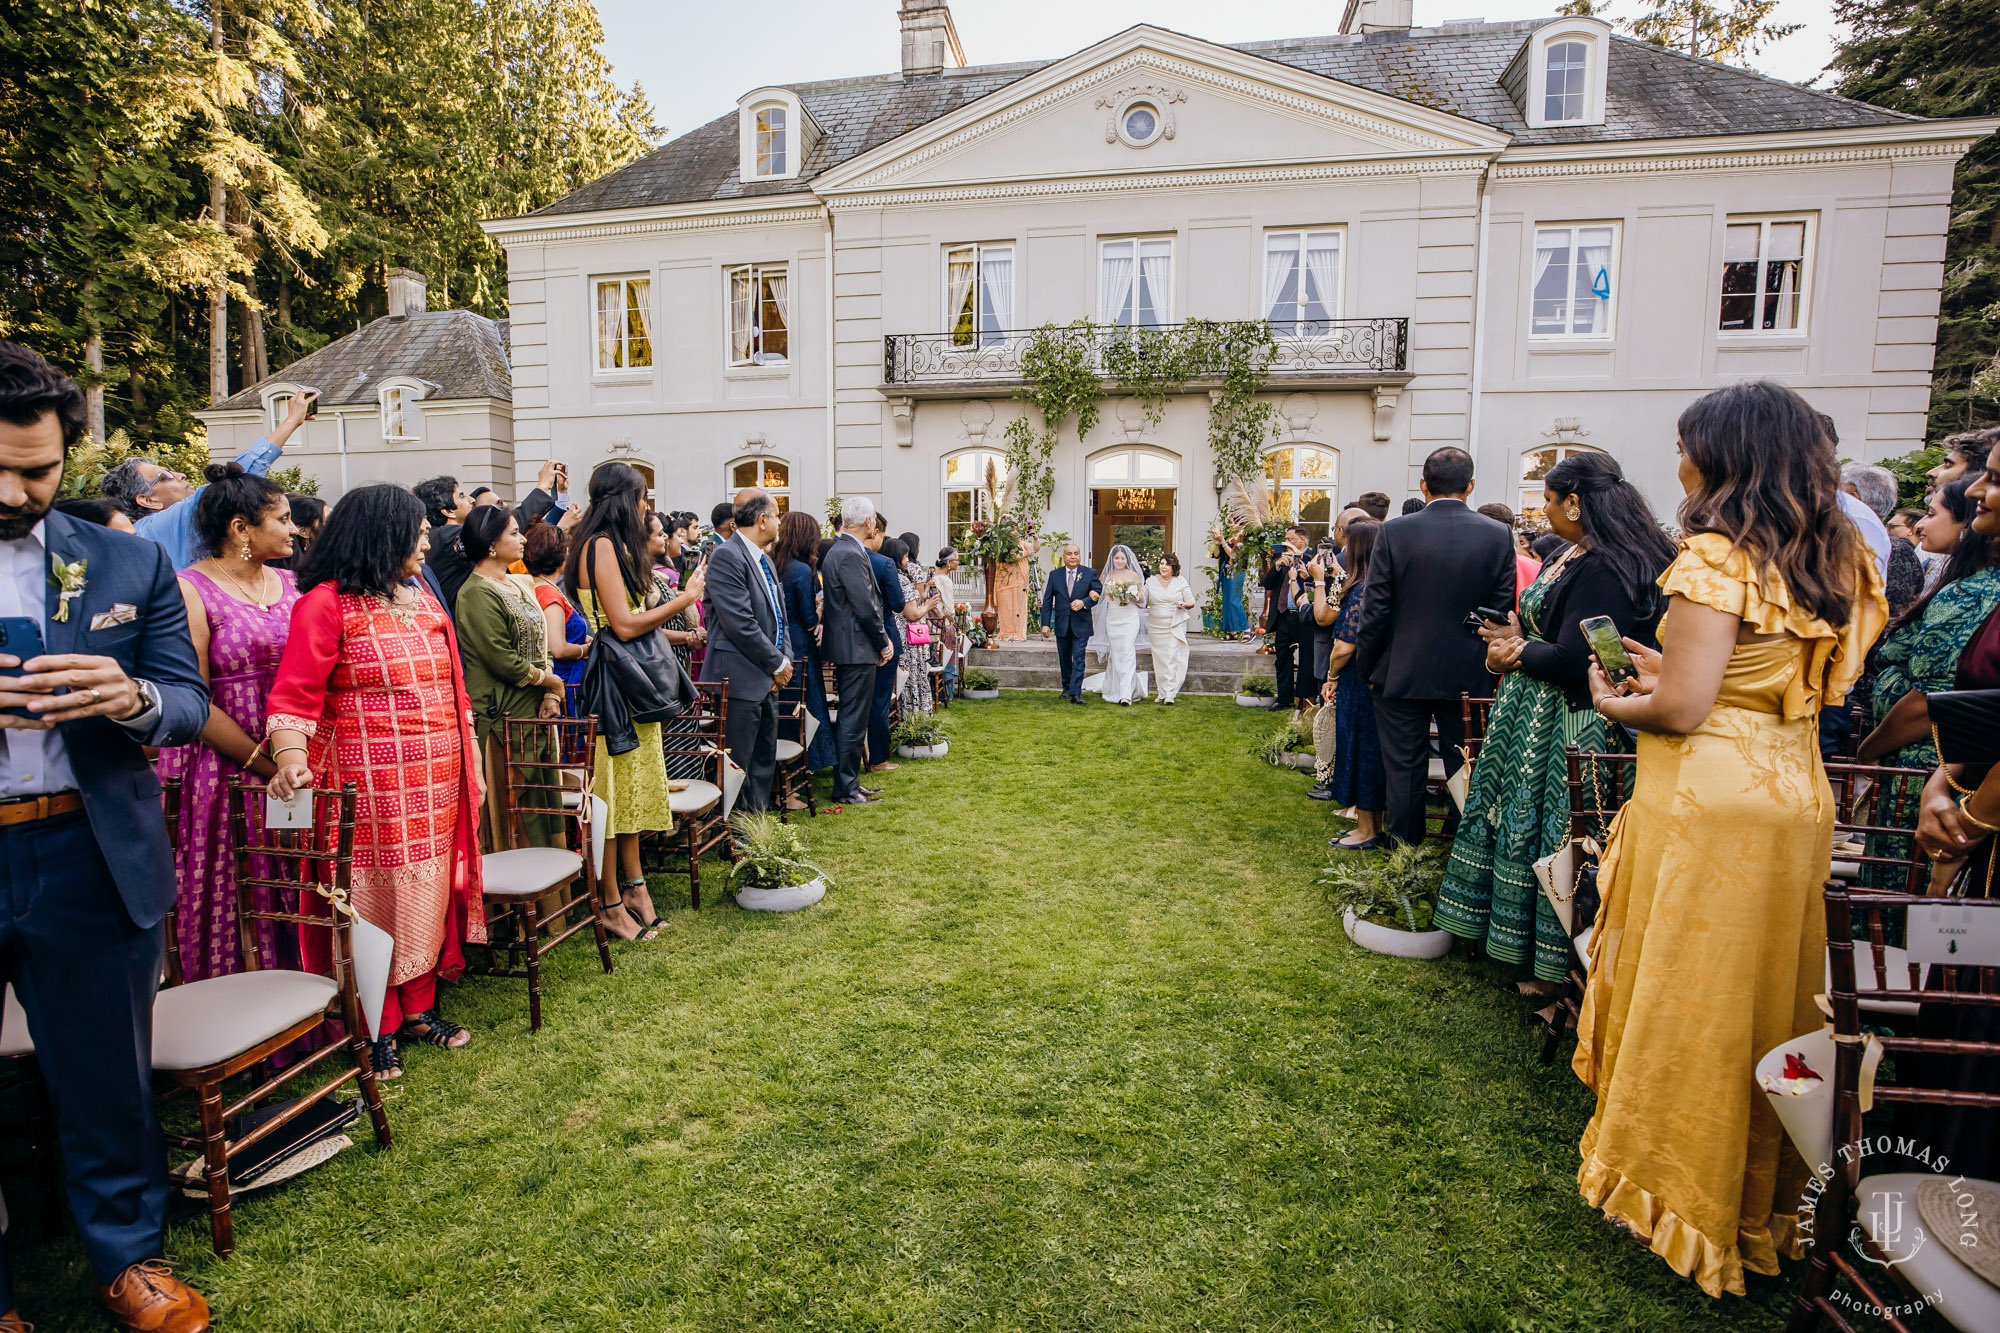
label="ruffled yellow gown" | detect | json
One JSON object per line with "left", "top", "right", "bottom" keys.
{"left": 1573, "top": 533, "right": 1886, "bottom": 1298}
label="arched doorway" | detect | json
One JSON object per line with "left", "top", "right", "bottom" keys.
{"left": 1087, "top": 447, "right": 1178, "bottom": 572}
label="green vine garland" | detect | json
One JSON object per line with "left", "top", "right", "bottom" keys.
{"left": 1004, "top": 319, "right": 1277, "bottom": 522}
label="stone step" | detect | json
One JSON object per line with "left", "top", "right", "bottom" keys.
{"left": 968, "top": 635, "right": 1275, "bottom": 695}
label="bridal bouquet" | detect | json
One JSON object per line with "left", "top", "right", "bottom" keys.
{"left": 1105, "top": 579, "right": 1143, "bottom": 607}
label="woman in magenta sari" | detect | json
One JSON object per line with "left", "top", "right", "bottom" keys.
{"left": 157, "top": 464, "right": 300, "bottom": 981}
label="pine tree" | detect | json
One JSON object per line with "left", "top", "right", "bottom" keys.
{"left": 1831, "top": 0, "right": 2000, "bottom": 433}
{"left": 1623, "top": 0, "right": 1801, "bottom": 65}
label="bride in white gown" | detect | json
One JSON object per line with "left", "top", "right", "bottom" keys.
{"left": 1098, "top": 545, "right": 1146, "bottom": 705}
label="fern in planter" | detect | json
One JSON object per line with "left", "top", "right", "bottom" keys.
{"left": 728, "top": 812, "right": 837, "bottom": 891}
{"left": 1238, "top": 673, "right": 1277, "bottom": 698}
{"left": 963, "top": 667, "right": 999, "bottom": 692}
{"left": 1319, "top": 842, "right": 1444, "bottom": 933}
{"left": 1253, "top": 719, "right": 1308, "bottom": 765}
{"left": 890, "top": 712, "right": 948, "bottom": 749}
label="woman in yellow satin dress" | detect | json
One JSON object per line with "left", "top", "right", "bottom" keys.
{"left": 1577, "top": 381, "right": 1887, "bottom": 1299}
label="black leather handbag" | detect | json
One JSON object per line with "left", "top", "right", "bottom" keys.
{"left": 579, "top": 621, "right": 693, "bottom": 756}
{"left": 1928, "top": 689, "right": 2000, "bottom": 766}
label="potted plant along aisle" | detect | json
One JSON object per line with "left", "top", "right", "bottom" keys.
{"left": 892, "top": 713, "right": 950, "bottom": 759}
{"left": 962, "top": 668, "right": 999, "bottom": 700}
{"left": 1254, "top": 716, "right": 1317, "bottom": 770}
{"left": 1236, "top": 673, "right": 1277, "bottom": 707}
{"left": 728, "top": 812, "right": 833, "bottom": 911}
{"left": 1320, "top": 842, "right": 1453, "bottom": 959}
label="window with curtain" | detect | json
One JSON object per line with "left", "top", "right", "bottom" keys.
{"left": 1544, "top": 42, "right": 1588, "bottom": 122}
{"left": 1264, "top": 230, "right": 1343, "bottom": 335}
{"left": 754, "top": 105, "right": 787, "bottom": 176}
{"left": 728, "top": 458, "right": 792, "bottom": 513}
{"left": 1720, "top": 217, "right": 1810, "bottom": 333}
{"left": 594, "top": 276, "right": 654, "bottom": 372}
{"left": 1263, "top": 445, "right": 1339, "bottom": 542}
{"left": 1100, "top": 238, "right": 1172, "bottom": 327}
{"left": 945, "top": 244, "right": 1014, "bottom": 348}
{"left": 380, "top": 386, "right": 411, "bottom": 441}
{"left": 942, "top": 449, "right": 1006, "bottom": 551}
{"left": 728, "top": 264, "right": 789, "bottom": 365}
{"left": 1530, "top": 225, "right": 1615, "bottom": 337}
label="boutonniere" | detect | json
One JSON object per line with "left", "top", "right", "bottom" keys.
{"left": 49, "top": 553, "right": 87, "bottom": 622}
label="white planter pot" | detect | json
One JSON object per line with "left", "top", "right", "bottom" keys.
{"left": 962, "top": 689, "right": 999, "bottom": 700}
{"left": 1342, "top": 908, "right": 1454, "bottom": 959}
{"left": 735, "top": 876, "right": 826, "bottom": 913}
{"left": 897, "top": 742, "right": 949, "bottom": 759}
{"left": 1281, "top": 751, "right": 1318, "bottom": 770}
{"left": 1236, "top": 695, "right": 1272, "bottom": 707}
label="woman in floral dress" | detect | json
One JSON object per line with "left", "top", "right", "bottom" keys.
{"left": 895, "top": 533, "right": 939, "bottom": 715}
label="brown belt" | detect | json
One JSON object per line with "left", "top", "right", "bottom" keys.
{"left": 0, "top": 792, "right": 83, "bottom": 826}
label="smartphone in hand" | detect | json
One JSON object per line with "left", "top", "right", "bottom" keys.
{"left": 0, "top": 617, "right": 49, "bottom": 719}
{"left": 1580, "top": 615, "right": 1639, "bottom": 686}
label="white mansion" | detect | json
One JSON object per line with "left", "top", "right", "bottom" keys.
{"left": 465, "top": 1, "right": 1982, "bottom": 576}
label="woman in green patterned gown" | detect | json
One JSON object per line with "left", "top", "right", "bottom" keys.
{"left": 1435, "top": 453, "right": 1675, "bottom": 987}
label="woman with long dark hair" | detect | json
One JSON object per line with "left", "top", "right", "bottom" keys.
{"left": 525, "top": 521, "right": 590, "bottom": 712}
{"left": 772, "top": 509, "right": 835, "bottom": 780}
{"left": 564, "top": 462, "right": 681, "bottom": 937}
{"left": 1573, "top": 381, "right": 1886, "bottom": 1299}
{"left": 269, "top": 493, "right": 326, "bottom": 571}
{"left": 266, "top": 484, "right": 487, "bottom": 1078}
{"left": 1436, "top": 451, "right": 1675, "bottom": 991}
{"left": 159, "top": 463, "right": 300, "bottom": 981}
{"left": 1321, "top": 519, "right": 1387, "bottom": 848}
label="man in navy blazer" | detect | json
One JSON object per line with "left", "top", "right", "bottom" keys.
{"left": 1039, "top": 542, "right": 1102, "bottom": 703}
{"left": 0, "top": 343, "right": 213, "bottom": 1331}
{"left": 699, "top": 488, "right": 792, "bottom": 814}
{"left": 865, "top": 522, "right": 907, "bottom": 768}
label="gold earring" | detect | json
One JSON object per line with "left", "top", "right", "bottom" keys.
{"left": 240, "top": 542, "right": 252, "bottom": 561}
{"left": 1566, "top": 506, "right": 1580, "bottom": 522}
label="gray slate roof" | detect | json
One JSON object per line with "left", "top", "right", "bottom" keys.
{"left": 212, "top": 310, "right": 512, "bottom": 411}
{"left": 532, "top": 19, "right": 1916, "bottom": 219}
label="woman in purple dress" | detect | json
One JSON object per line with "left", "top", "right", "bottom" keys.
{"left": 157, "top": 464, "right": 301, "bottom": 980}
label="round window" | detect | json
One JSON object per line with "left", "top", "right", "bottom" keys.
{"left": 1123, "top": 105, "right": 1158, "bottom": 143}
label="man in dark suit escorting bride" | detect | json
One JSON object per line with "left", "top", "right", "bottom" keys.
{"left": 1039, "top": 542, "right": 1101, "bottom": 704}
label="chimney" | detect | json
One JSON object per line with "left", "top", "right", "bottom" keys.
{"left": 900, "top": 0, "right": 964, "bottom": 78}
{"left": 1339, "top": 0, "right": 1414, "bottom": 33}
{"left": 386, "top": 267, "right": 428, "bottom": 319}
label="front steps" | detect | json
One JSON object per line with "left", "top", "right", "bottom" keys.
{"left": 968, "top": 633, "right": 1275, "bottom": 695}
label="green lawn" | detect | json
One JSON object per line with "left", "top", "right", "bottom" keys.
{"left": 8, "top": 695, "right": 1797, "bottom": 1331}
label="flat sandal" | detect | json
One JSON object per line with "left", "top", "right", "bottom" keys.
{"left": 396, "top": 1011, "right": 471, "bottom": 1050}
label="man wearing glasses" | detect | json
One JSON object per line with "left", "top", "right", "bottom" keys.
{"left": 100, "top": 390, "right": 315, "bottom": 570}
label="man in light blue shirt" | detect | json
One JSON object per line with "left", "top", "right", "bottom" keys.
{"left": 106, "top": 391, "right": 314, "bottom": 570}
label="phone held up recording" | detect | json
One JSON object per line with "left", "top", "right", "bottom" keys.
{"left": 1580, "top": 615, "right": 1639, "bottom": 687}
{"left": 0, "top": 617, "right": 48, "bottom": 720}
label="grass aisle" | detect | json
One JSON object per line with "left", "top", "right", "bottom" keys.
{"left": 14, "top": 695, "right": 1794, "bottom": 1331}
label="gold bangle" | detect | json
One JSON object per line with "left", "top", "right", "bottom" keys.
{"left": 273, "top": 745, "right": 307, "bottom": 760}
{"left": 241, "top": 742, "right": 266, "bottom": 772}
{"left": 1959, "top": 795, "right": 2000, "bottom": 834}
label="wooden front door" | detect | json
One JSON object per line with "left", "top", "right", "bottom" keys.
{"left": 1091, "top": 486, "right": 1175, "bottom": 574}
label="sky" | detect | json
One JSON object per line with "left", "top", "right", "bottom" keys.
{"left": 595, "top": 0, "right": 1848, "bottom": 146}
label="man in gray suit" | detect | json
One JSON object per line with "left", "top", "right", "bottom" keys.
{"left": 820, "top": 496, "right": 894, "bottom": 805}
{"left": 699, "top": 488, "right": 792, "bottom": 815}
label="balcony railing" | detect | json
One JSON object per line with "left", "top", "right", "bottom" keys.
{"left": 883, "top": 318, "right": 1408, "bottom": 388}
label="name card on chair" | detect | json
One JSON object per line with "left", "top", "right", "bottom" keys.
{"left": 1907, "top": 902, "right": 2000, "bottom": 967}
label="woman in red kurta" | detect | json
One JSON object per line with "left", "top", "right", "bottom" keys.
{"left": 266, "top": 484, "right": 485, "bottom": 1080}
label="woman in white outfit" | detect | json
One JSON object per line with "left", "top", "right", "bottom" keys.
{"left": 1099, "top": 545, "right": 1146, "bottom": 705}
{"left": 1145, "top": 552, "right": 1197, "bottom": 704}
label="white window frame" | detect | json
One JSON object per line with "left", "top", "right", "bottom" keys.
{"left": 1098, "top": 236, "right": 1174, "bottom": 329}
{"left": 755, "top": 104, "right": 787, "bottom": 177}
{"left": 1520, "top": 443, "right": 1606, "bottom": 520}
{"left": 1511, "top": 18, "right": 1609, "bottom": 130}
{"left": 1543, "top": 40, "right": 1590, "bottom": 124}
{"left": 1717, "top": 214, "right": 1815, "bottom": 338}
{"left": 1262, "top": 444, "right": 1340, "bottom": 541}
{"left": 736, "top": 88, "right": 812, "bottom": 184}
{"left": 726, "top": 263, "right": 791, "bottom": 369}
{"left": 726, "top": 456, "right": 792, "bottom": 513}
{"left": 379, "top": 386, "right": 413, "bottom": 442}
{"left": 942, "top": 448, "right": 1008, "bottom": 553}
{"left": 943, "top": 243, "right": 1015, "bottom": 348}
{"left": 592, "top": 274, "right": 654, "bottom": 376}
{"left": 1528, "top": 223, "right": 1619, "bottom": 341}
{"left": 259, "top": 382, "right": 302, "bottom": 431}
{"left": 1263, "top": 229, "right": 1345, "bottom": 335}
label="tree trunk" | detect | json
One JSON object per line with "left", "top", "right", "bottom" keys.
{"left": 243, "top": 269, "right": 269, "bottom": 384}
{"left": 83, "top": 317, "right": 105, "bottom": 446}
{"left": 207, "top": 4, "right": 229, "bottom": 404}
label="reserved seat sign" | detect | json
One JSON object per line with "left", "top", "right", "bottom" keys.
{"left": 1906, "top": 902, "right": 2000, "bottom": 968}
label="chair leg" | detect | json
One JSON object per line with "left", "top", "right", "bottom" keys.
{"left": 687, "top": 824, "right": 701, "bottom": 910}
{"left": 587, "top": 870, "right": 613, "bottom": 975}
{"left": 196, "top": 1081, "right": 234, "bottom": 1257}
{"left": 778, "top": 766, "right": 791, "bottom": 825}
{"left": 805, "top": 767, "right": 817, "bottom": 818}
{"left": 521, "top": 901, "right": 543, "bottom": 1033}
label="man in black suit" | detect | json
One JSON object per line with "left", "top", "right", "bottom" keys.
{"left": 1260, "top": 523, "right": 1316, "bottom": 709}
{"left": 1352, "top": 447, "right": 1514, "bottom": 847}
{"left": 699, "top": 488, "right": 792, "bottom": 814}
{"left": 1039, "top": 542, "right": 1102, "bottom": 703}
{"left": 820, "top": 497, "right": 894, "bottom": 804}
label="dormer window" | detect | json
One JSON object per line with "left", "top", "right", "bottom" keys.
{"left": 1545, "top": 42, "right": 1588, "bottom": 123}
{"left": 755, "top": 104, "right": 787, "bottom": 176}
{"left": 381, "top": 386, "right": 412, "bottom": 441}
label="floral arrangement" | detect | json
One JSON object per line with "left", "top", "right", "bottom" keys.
{"left": 1104, "top": 577, "right": 1143, "bottom": 607}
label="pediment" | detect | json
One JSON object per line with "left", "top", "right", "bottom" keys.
{"left": 815, "top": 27, "right": 1510, "bottom": 198}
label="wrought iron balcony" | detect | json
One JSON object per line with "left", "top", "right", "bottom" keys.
{"left": 882, "top": 318, "right": 1409, "bottom": 391}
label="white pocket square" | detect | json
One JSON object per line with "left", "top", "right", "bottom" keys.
{"left": 89, "top": 604, "right": 137, "bottom": 631}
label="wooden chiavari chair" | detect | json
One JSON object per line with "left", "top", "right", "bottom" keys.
{"left": 154, "top": 781, "right": 388, "bottom": 1257}
{"left": 1537, "top": 748, "right": 1638, "bottom": 1066}
{"left": 772, "top": 679, "right": 818, "bottom": 822}
{"left": 1458, "top": 693, "right": 1495, "bottom": 764}
{"left": 654, "top": 681, "right": 734, "bottom": 909}
{"left": 474, "top": 715, "right": 610, "bottom": 1032}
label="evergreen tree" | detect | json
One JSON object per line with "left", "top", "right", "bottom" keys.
{"left": 1623, "top": 0, "right": 1801, "bottom": 64}
{"left": 1832, "top": 0, "right": 2000, "bottom": 434}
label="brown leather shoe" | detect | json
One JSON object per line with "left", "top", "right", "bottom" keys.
{"left": 0, "top": 1308, "right": 32, "bottom": 1333}
{"left": 95, "top": 1260, "right": 211, "bottom": 1333}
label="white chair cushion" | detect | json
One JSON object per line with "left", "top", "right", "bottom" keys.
{"left": 482, "top": 846, "right": 585, "bottom": 899}
{"left": 1, "top": 983, "right": 31, "bottom": 1058}
{"left": 153, "top": 971, "right": 338, "bottom": 1072}
{"left": 776, "top": 739, "right": 803, "bottom": 763}
{"left": 669, "top": 780, "right": 721, "bottom": 815}
{"left": 1854, "top": 1173, "right": 2000, "bottom": 1332}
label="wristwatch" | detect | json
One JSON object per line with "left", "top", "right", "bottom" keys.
{"left": 117, "top": 677, "right": 162, "bottom": 727}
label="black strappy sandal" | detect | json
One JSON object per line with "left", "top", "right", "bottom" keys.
{"left": 621, "top": 878, "right": 664, "bottom": 937}
{"left": 396, "top": 1011, "right": 471, "bottom": 1050}
{"left": 367, "top": 1034, "right": 402, "bottom": 1079}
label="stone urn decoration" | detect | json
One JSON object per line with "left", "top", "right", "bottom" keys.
{"left": 981, "top": 560, "right": 1000, "bottom": 637}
